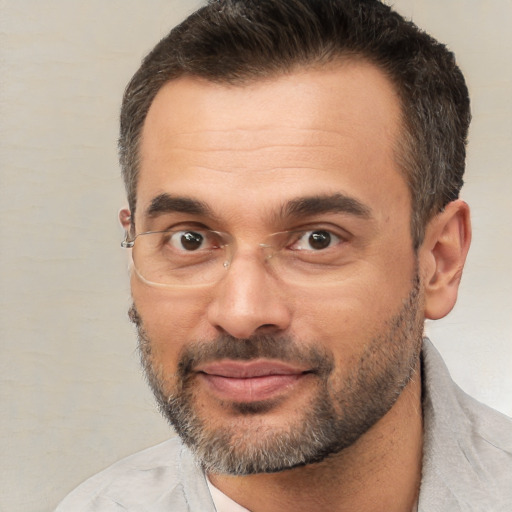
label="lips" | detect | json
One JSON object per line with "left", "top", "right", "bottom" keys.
{"left": 195, "top": 359, "right": 310, "bottom": 402}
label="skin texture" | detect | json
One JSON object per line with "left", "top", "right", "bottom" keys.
{"left": 121, "top": 61, "right": 471, "bottom": 511}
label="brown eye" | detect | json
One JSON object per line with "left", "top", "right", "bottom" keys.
{"left": 181, "top": 232, "right": 204, "bottom": 250}
{"left": 309, "top": 231, "right": 331, "bottom": 250}
{"left": 288, "top": 229, "right": 340, "bottom": 251}
{"left": 168, "top": 231, "right": 205, "bottom": 251}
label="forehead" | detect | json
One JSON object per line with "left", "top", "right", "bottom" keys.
{"left": 136, "top": 61, "right": 407, "bottom": 228}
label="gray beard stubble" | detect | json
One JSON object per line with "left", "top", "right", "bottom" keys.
{"left": 130, "top": 273, "right": 424, "bottom": 475}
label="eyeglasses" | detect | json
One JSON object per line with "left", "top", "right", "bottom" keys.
{"left": 121, "top": 227, "right": 349, "bottom": 288}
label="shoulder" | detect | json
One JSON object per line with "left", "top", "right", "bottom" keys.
{"left": 420, "top": 339, "right": 512, "bottom": 510}
{"left": 55, "top": 437, "right": 204, "bottom": 511}
{"left": 423, "top": 339, "right": 512, "bottom": 457}
{"left": 452, "top": 379, "right": 512, "bottom": 479}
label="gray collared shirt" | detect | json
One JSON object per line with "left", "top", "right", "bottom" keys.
{"left": 56, "top": 339, "right": 512, "bottom": 511}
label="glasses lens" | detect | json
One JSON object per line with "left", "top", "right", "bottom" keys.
{"left": 132, "top": 229, "right": 230, "bottom": 286}
{"left": 128, "top": 228, "right": 349, "bottom": 288}
{"left": 261, "top": 230, "right": 349, "bottom": 286}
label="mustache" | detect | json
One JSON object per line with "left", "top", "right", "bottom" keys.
{"left": 129, "top": 304, "right": 334, "bottom": 378}
{"left": 177, "top": 334, "right": 335, "bottom": 377}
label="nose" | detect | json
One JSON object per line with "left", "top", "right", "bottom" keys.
{"left": 207, "top": 252, "right": 292, "bottom": 339}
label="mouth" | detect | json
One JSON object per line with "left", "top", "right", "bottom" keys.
{"left": 195, "top": 359, "right": 312, "bottom": 403}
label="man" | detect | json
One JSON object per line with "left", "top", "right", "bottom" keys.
{"left": 57, "top": 0, "right": 512, "bottom": 510}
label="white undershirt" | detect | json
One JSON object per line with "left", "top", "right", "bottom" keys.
{"left": 207, "top": 478, "right": 418, "bottom": 512}
{"left": 207, "top": 478, "right": 250, "bottom": 512}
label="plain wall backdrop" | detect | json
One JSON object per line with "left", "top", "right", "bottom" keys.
{"left": 0, "top": 1, "right": 510, "bottom": 510}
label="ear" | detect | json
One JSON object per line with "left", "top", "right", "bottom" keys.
{"left": 119, "top": 208, "right": 134, "bottom": 268}
{"left": 119, "top": 208, "right": 132, "bottom": 231}
{"left": 419, "top": 200, "right": 471, "bottom": 320}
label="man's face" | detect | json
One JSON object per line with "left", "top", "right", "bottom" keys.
{"left": 129, "top": 62, "right": 424, "bottom": 474}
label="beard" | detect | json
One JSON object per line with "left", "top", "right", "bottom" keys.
{"left": 130, "top": 272, "right": 424, "bottom": 476}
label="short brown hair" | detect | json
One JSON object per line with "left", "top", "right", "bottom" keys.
{"left": 119, "top": 0, "right": 470, "bottom": 248}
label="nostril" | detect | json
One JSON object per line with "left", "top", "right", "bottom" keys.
{"left": 256, "top": 323, "right": 282, "bottom": 333}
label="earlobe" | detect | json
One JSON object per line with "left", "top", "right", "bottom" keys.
{"left": 420, "top": 200, "right": 471, "bottom": 320}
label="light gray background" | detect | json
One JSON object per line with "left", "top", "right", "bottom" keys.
{"left": 0, "top": 1, "right": 510, "bottom": 511}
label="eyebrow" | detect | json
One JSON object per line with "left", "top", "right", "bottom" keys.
{"left": 143, "top": 192, "right": 372, "bottom": 224}
{"left": 282, "top": 193, "right": 372, "bottom": 220}
{"left": 145, "top": 193, "right": 214, "bottom": 218}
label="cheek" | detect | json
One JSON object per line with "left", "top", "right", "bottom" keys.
{"left": 132, "top": 280, "right": 212, "bottom": 364}
{"left": 296, "top": 292, "right": 374, "bottom": 350}
{"left": 292, "top": 265, "right": 415, "bottom": 351}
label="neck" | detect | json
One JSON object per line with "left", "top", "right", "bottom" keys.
{"left": 208, "top": 369, "right": 423, "bottom": 512}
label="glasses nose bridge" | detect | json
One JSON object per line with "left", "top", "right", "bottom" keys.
{"left": 223, "top": 233, "right": 281, "bottom": 270}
